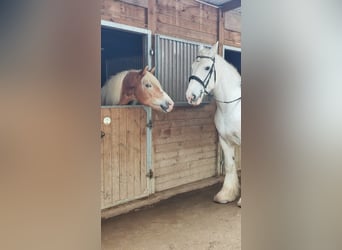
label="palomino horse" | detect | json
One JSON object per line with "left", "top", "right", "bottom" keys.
{"left": 186, "top": 42, "right": 241, "bottom": 206}
{"left": 101, "top": 66, "right": 174, "bottom": 113}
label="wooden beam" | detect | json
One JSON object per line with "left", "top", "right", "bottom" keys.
{"left": 220, "top": 0, "right": 241, "bottom": 12}
{"left": 121, "top": 0, "right": 148, "bottom": 9}
{"left": 147, "top": 0, "right": 157, "bottom": 33}
{"left": 217, "top": 8, "right": 224, "bottom": 55}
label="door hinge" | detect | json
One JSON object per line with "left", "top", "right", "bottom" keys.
{"left": 146, "top": 169, "right": 153, "bottom": 178}
{"left": 146, "top": 120, "right": 152, "bottom": 129}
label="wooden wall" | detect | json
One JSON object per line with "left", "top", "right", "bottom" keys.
{"left": 101, "top": 0, "right": 241, "bottom": 49}
{"left": 152, "top": 103, "right": 218, "bottom": 191}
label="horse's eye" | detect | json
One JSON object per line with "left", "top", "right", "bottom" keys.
{"left": 205, "top": 66, "right": 210, "bottom": 71}
{"left": 145, "top": 83, "right": 152, "bottom": 88}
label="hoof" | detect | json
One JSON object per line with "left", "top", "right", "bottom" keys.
{"left": 237, "top": 197, "right": 241, "bottom": 207}
{"left": 213, "top": 189, "right": 238, "bottom": 204}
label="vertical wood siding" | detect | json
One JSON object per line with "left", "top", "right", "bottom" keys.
{"left": 101, "top": 107, "right": 149, "bottom": 209}
{"left": 101, "top": 0, "right": 241, "bottom": 47}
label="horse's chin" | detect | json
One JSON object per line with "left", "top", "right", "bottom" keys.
{"left": 188, "top": 97, "right": 203, "bottom": 106}
{"left": 149, "top": 103, "right": 173, "bottom": 113}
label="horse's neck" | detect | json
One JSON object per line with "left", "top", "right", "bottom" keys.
{"left": 107, "top": 71, "right": 130, "bottom": 104}
{"left": 213, "top": 57, "right": 241, "bottom": 105}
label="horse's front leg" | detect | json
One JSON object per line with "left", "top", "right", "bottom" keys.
{"left": 214, "top": 136, "right": 240, "bottom": 204}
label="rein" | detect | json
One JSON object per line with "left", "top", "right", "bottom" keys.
{"left": 214, "top": 96, "right": 241, "bottom": 104}
{"left": 189, "top": 55, "right": 241, "bottom": 104}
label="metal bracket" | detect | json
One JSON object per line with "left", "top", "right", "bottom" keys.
{"left": 146, "top": 120, "right": 153, "bottom": 129}
{"left": 146, "top": 169, "right": 153, "bottom": 178}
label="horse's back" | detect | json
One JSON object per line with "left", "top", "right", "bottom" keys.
{"left": 101, "top": 71, "right": 128, "bottom": 105}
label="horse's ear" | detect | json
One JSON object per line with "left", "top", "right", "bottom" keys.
{"left": 149, "top": 66, "right": 156, "bottom": 75}
{"left": 139, "top": 66, "right": 149, "bottom": 76}
{"left": 198, "top": 44, "right": 204, "bottom": 51}
{"left": 210, "top": 42, "right": 219, "bottom": 55}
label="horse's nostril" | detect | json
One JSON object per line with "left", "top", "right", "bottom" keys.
{"left": 192, "top": 94, "right": 196, "bottom": 100}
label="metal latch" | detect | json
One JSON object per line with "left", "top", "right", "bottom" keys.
{"left": 146, "top": 120, "right": 152, "bottom": 129}
{"left": 146, "top": 169, "right": 153, "bottom": 178}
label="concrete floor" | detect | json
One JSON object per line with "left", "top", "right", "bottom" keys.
{"left": 102, "top": 183, "right": 241, "bottom": 250}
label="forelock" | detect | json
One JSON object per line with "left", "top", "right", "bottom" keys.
{"left": 198, "top": 46, "right": 212, "bottom": 57}
{"left": 143, "top": 72, "right": 162, "bottom": 88}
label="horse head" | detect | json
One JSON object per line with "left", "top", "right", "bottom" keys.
{"left": 186, "top": 42, "right": 219, "bottom": 106}
{"left": 120, "top": 66, "right": 174, "bottom": 113}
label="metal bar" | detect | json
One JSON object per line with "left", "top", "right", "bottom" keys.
{"left": 143, "top": 106, "right": 154, "bottom": 194}
{"left": 101, "top": 20, "right": 151, "bottom": 35}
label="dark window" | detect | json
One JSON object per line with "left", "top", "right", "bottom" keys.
{"left": 101, "top": 27, "right": 145, "bottom": 87}
{"left": 224, "top": 49, "right": 241, "bottom": 75}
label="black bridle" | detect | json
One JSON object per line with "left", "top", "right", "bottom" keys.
{"left": 188, "top": 55, "right": 241, "bottom": 104}
{"left": 188, "top": 56, "right": 216, "bottom": 95}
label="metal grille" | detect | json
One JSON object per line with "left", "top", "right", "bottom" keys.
{"left": 155, "top": 35, "right": 209, "bottom": 104}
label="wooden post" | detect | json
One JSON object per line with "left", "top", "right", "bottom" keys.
{"left": 217, "top": 8, "right": 225, "bottom": 56}
{"left": 147, "top": 0, "right": 157, "bottom": 33}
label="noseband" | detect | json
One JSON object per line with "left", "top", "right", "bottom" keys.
{"left": 188, "top": 56, "right": 216, "bottom": 95}
{"left": 188, "top": 55, "right": 241, "bottom": 104}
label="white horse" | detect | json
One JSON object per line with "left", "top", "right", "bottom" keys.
{"left": 186, "top": 42, "right": 241, "bottom": 206}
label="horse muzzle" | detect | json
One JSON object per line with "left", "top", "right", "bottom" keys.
{"left": 160, "top": 99, "right": 174, "bottom": 113}
{"left": 186, "top": 89, "right": 203, "bottom": 106}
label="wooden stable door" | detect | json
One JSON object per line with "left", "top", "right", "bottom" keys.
{"left": 101, "top": 106, "right": 152, "bottom": 209}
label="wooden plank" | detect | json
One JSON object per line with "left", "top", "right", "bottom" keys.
{"left": 101, "top": 0, "right": 146, "bottom": 28}
{"left": 153, "top": 129, "right": 217, "bottom": 145}
{"left": 157, "top": 12, "right": 217, "bottom": 35}
{"left": 157, "top": 9, "right": 217, "bottom": 27}
{"left": 126, "top": 108, "right": 136, "bottom": 198}
{"left": 153, "top": 105, "right": 216, "bottom": 121}
{"left": 153, "top": 118, "right": 215, "bottom": 131}
{"left": 154, "top": 144, "right": 217, "bottom": 162}
{"left": 156, "top": 0, "right": 218, "bottom": 22}
{"left": 155, "top": 162, "right": 216, "bottom": 184}
{"left": 154, "top": 150, "right": 216, "bottom": 169}
{"left": 140, "top": 108, "right": 147, "bottom": 193}
{"left": 148, "top": 0, "right": 157, "bottom": 33}
{"left": 101, "top": 108, "right": 113, "bottom": 207}
{"left": 224, "top": 30, "right": 241, "bottom": 46}
{"left": 153, "top": 136, "right": 217, "bottom": 153}
{"left": 224, "top": 10, "right": 241, "bottom": 32}
{"left": 155, "top": 157, "right": 217, "bottom": 177}
{"left": 156, "top": 169, "right": 216, "bottom": 191}
{"left": 119, "top": 108, "right": 128, "bottom": 200}
{"left": 218, "top": 9, "right": 225, "bottom": 55}
{"left": 110, "top": 108, "right": 120, "bottom": 202}
{"left": 153, "top": 124, "right": 216, "bottom": 139}
{"left": 156, "top": 22, "right": 217, "bottom": 44}
{"left": 133, "top": 109, "right": 141, "bottom": 196}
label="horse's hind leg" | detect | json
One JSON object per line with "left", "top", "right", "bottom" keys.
{"left": 214, "top": 136, "right": 240, "bottom": 204}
